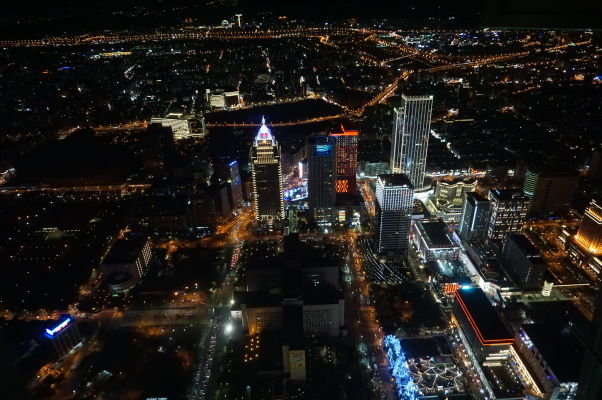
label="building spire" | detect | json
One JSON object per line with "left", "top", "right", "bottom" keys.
{"left": 261, "top": 115, "right": 265, "bottom": 125}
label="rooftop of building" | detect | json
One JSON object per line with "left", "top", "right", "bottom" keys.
{"left": 465, "top": 192, "right": 489, "bottom": 205}
{"left": 489, "top": 188, "right": 529, "bottom": 201}
{"left": 416, "top": 221, "right": 457, "bottom": 248}
{"left": 377, "top": 174, "right": 413, "bottom": 188}
{"left": 454, "top": 287, "right": 514, "bottom": 344}
{"left": 437, "top": 178, "right": 477, "bottom": 187}
{"left": 521, "top": 323, "right": 582, "bottom": 383}
{"left": 303, "top": 286, "right": 342, "bottom": 306}
{"left": 102, "top": 238, "right": 148, "bottom": 265}
{"left": 504, "top": 234, "right": 542, "bottom": 258}
{"left": 232, "top": 291, "right": 282, "bottom": 309}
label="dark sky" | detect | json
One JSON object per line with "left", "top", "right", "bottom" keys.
{"left": 0, "top": 0, "right": 599, "bottom": 38}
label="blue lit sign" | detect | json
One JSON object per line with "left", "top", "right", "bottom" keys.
{"left": 229, "top": 160, "right": 237, "bottom": 167}
{"left": 384, "top": 335, "right": 419, "bottom": 400}
{"left": 314, "top": 144, "right": 332, "bottom": 156}
{"left": 45, "top": 317, "right": 72, "bottom": 338}
{"left": 461, "top": 285, "right": 472, "bottom": 290}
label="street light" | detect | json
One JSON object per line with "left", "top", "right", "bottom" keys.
{"left": 224, "top": 322, "right": 233, "bottom": 335}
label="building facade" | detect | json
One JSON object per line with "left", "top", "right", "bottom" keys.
{"left": 390, "top": 94, "right": 433, "bottom": 188}
{"left": 250, "top": 118, "right": 285, "bottom": 221}
{"left": 412, "top": 220, "right": 459, "bottom": 261}
{"left": 459, "top": 192, "right": 490, "bottom": 242}
{"left": 487, "top": 189, "right": 530, "bottom": 241}
{"left": 567, "top": 199, "right": 602, "bottom": 283}
{"left": 523, "top": 170, "right": 578, "bottom": 216}
{"left": 501, "top": 234, "right": 546, "bottom": 289}
{"left": 374, "top": 174, "right": 414, "bottom": 257}
{"left": 330, "top": 126, "right": 358, "bottom": 194}
{"left": 44, "top": 315, "right": 82, "bottom": 358}
{"left": 307, "top": 135, "right": 337, "bottom": 229}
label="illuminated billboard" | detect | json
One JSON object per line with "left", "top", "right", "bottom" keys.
{"left": 44, "top": 316, "right": 73, "bottom": 338}
{"left": 314, "top": 144, "right": 332, "bottom": 156}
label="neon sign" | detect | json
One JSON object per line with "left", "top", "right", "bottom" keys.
{"left": 45, "top": 317, "right": 72, "bottom": 337}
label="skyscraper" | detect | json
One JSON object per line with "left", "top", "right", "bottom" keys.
{"left": 307, "top": 135, "right": 337, "bottom": 207}
{"left": 330, "top": 125, "right": 358, "bottom": 194}
{"left": 501, "top": 234, "right": 546, "bottom": 289}
{"left": 374, "top": 174, "right": 414, "bottom": 257}
{"left": 523, "top": 169, "right": 578, "bottom": 216}
{"left": 250, "top": 118, "right": 284, "bottom": 222}
{"left": 574, "top": 199, "right": 602, "bottom": 256}
{"left": 217, "top": 159, "right": 244, "bottom": 210}
{"left": 487, "top": 189, "right": 530, "bottom": 241}
{"left": 307, "top": 135, "right": 337, "bottom": 230}
{"left": 567, "top": 199, "right": 602, "bottom": 283}
{"left": 459, "top": 192, "right": 490, "bottom": 242}
{"left": 390, "top": 94, "right": 433, "bottom": 188}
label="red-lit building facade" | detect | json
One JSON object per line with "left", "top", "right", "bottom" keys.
{"left": 451, "top": 287, "right": 514, "bottom": 362}
{"left": 330, "top": 126, "right": 358, "bottom": 194}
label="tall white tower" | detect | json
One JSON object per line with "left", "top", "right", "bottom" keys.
{"left": 390, "top": 94, "right": 433, "bottom": 188}
{"left": 250, "top": 117, "right": 285, "bottom": 221}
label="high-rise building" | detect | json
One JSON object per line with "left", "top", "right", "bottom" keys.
{"left": 487, "top": 189, "right": 530, "bottom": 241}
{"left": 307, "top": 135, "right": 337, "bottom": 229}
{"left": 307, "top": 135, "right": 337, "bottom": 207}
{"left": 217, "top": 160, "right": 244, "bottom": 210}
{"left": 250, "top": 118, "right": 284, "bottom": 222}
{"left": 589, "top": 149, "right": 602, "bottom": 182}
{"left": 459, "top": 192, "right": 490, "bottom": 242}
{"left": 330, "top": 125, "right": 358, "bottom": 194}
{"left": 374, "top": 174, "right": 414, "bottom": 257}
{"left": 577, "top": 291, "right": 602, "bottom": 400}
{"left": 451, "top": 287, "right": 514, "bottom": 362}
{"left": 574, "top": 199, "right": 602, "bottom": 256}
{"left": 44, "top": 315, "right": 82, "bottom": 358}
{"left": 390, "top": 94, "right": 433, "bottom": 188}
{"left": 523, "top": 170, "right": 578, "bottom": 216}
{"left": 567, "top": 199, "right": 602, "bottom": 283}
{"left": 501, "top": 234, "right": 546, "bottom": 289}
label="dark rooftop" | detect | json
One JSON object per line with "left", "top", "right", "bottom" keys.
{"left": 522, "top": 324, "right": 583, "bottom": 382}
{"left": 465, "top": 192, "right": 489, "bottom": 205}
{"left": 504, "top": 234, "right": 541, "bottom": 258}
{"left": 102, "top": 238, "right": 147, "bottom": 265}
{"left": 489, "top": 188, "right": 529, "bottom": 201}
{"left": 377, "top": 174, "right": 413, "bottom": 188}
{"left": 416, "top": 221, "right": 457, "bottom": 248}
{"left": 455, "top": 288, "right": 513, "bottom": 343}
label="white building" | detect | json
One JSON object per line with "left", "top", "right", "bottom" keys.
{"left": 390, "top": 94, "right": 433, "bottom": 188}
{"left": 150, "top": 114, "right": 206, "bottom": 139}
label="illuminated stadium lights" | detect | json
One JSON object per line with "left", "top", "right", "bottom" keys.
{"left": 384, "top": 335, "right": 419, "bottom": 400}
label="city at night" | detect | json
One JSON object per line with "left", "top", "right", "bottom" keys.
{"left": 1, "top": 1, "right": 601, "bottom": 399}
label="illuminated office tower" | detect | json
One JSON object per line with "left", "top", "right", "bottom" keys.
{"left": 374, "top": 174, "right": 414, "bottom": 257}
{"left": 390, "top": 94, "right": 433, "bottom": 188}
{"left": 250, "top": 118, "right": 284, "bottom": 221}
{"left": 330, "top": 125, "right": 358, "bottom": 193}
{"left": 459, "top": 192, "right": 490, "bottom": 242}
{"left": 487, "top": 189, "right": 530, "bottom": 241}
{"left": 567, "top": 199, "right": 602, "bottom": 283}
{"left": 307, "top": 135, "right": 336, "bottom": 207}
{"left": 307, "top": 135, "right": 337, "bottom": 229}
{"left": 574, "top": 199, "right": 602, "bottom": 256}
